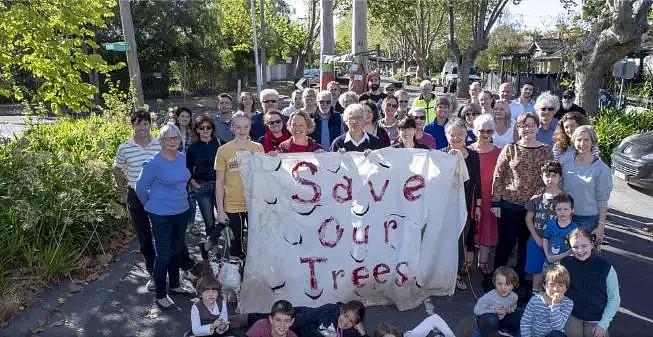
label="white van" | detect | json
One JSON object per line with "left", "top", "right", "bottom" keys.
{"left": 439, "top": 61, "right": 481, "bottom": 93}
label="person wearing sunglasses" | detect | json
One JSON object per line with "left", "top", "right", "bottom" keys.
{"left": 259, "top": 110, "right": 290, "bottom": 153}
{"left": 492, "top": 100, "right": 517, "bottom": 149}
{"left": 311, "top": 90, "right": 344, "bottom": 150}
{"left": 535, "top": 92, "right": 560, "bottom": 147}
{"left": 379, "top": 96, "right": 399, "bottom": 143}
{"left": 249, "top": 89, "right": 280, "bottom": 141}
{"left": 556, "top": 89, "right": 586, "bottom": 119}
{"left": 408, "top": 107, "right": 435, "bottom": 149}
{"left": 459, "top": 103, "right": 482, "bottom": 146}
{"left": 469, "top": 114, "right": 502, "bottom": 279}
{"left": 394, "top": 90, "right": 410, "bottom": 120}
{"left": 187, "top": 115, "right": 224, "bottom": 260}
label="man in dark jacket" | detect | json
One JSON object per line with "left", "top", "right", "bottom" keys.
{"left": 312, "top": 90, "right": 344, "bottom": 149}
{"left": 556, "top": 89, "right": 586, "bottom": 119}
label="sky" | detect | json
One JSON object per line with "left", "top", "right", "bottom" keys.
{"left": 286, "top": 0, "right": 580, "bottom": 31}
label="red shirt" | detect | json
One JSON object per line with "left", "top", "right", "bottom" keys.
{"left": 246, "top": 318, "right": 298, "bottom": 337}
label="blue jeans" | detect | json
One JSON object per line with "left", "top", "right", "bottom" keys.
{"left": 572, "top": 214, "right": 599, "bottom": 232}
{"left": 192, "top": 182, "right": 220, "bottom": 242}
{"left": 149, "top": 211, "right": 189, "bottom": 299}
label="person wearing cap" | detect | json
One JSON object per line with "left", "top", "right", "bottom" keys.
{"left": 556, "top": 89, "right": 586, "bottom": 119}
{"left": 359, "top": 70, "right": 387, "bottom": 106}
{"left": 412, "top": 80, "right": 437, "bottom": 124}
{"left": 423, "top": 96, "right": 450, "bottom": 150}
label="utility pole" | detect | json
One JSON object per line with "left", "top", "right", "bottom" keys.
{"left": 250, "top": 0, "right": 262, "bottom": 96}
{"left": 320, "top": 0, "right": 335, "bottom": 90}
{"left": 352, "top": 0, "right": 367, "bottom": 56}
{"left": 260, "top": 0, "right": 267, "bottom": 84}
{"left": 118, "top": 0, "right": 144, "bottom": 108}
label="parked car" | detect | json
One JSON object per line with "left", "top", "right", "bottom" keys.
{"left": 405, "top": 66, "right": 418, "bottom": 78}
{"left": 611, "top": 130, "right": 653, "bottom": 189}
{"left": 303, "top": 68, "right": 320, "bottom": 86}
{"left": 440, "top": 61, "right": 481, "bottom": 93}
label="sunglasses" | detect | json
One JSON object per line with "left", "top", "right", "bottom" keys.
{"left": 267, "top": 119, "right": 282, "bottom": 125}
{"left": 198, "top": 126, "right": 213, "bottom": 131}
{"left": 479, "top": 129, "right": 494, "bottom": 134}
{"left": 413, "top": 115, "right": 426, "bottom": 120}
{"left": 386, "top": 103, "right": 398, "bottom": 108}
{"left": 540, "top": 107, "right": 555, "bottom": 111}
{"left": 263, "top": 99, "right": 277, "bottom": 104}
{"left": 399, "top": 100, "right": 409, "bottom": 103}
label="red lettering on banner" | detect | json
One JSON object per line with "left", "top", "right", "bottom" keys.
{"left": 318, "top": 217, "right": 344, "bottom": 247}
{"left": 332, "top": 176, "right": 353, "bottom": 203}
{"left": 332, "top": 269, "right": 345, "bottom": 289}
{"left": 403, "top": 175, "right": 425, "bottom": 201}
{"left": 352, "top": 266, "right": 370, "bottom": 288}
{"left": 384, "top": 219, "right": 398, "bottom": 244}
{"left": 352, "top": 225, "right": 370, "bottom": 244}
{"left": 372, "top": 263, "right": 390, "bottom": 284}
{"left": 367, "top": 179, "right": 389, "bottom": 202}
{"left": 291, "top": 161, "right": 321, "bottom": 204}
{"left": 300, "top": 256, "right": 327, "bottom": 289}
{"left": 394, "top": 262, "right": 409, "bottom": 287}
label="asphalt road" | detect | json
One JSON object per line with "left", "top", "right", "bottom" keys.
{"left": 2, "top": 87, "right": 653, "bottom": 336}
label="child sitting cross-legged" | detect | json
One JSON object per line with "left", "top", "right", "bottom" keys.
{"left": 520, "top": 264, "right": 574, "bottom": 337}
{"left": 473, "top": 266, "right": 520, "bottom": 337}
{"left": 247, "top": 300, "right": 298, "bottom": 337}
{"left": 189, "top": 261, "right": 232, "bottom": 337}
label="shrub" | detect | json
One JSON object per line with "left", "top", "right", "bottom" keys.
{"left": 0, "top": 84, "right": 135, "bottom": 311}
{"left": 410, "top": 76, "right": 424, "bottom": 86}
{"left": 591, "top": 108, "right": 653, "bottom": 165}
{"left": 394, "top": 71, "right": 404, "bottom": 82}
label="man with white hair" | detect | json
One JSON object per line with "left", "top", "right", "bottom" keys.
{"left": 312, "top": 90, "right": 344, "bottom": 149}
{"left": 469, "top": 82, "right": 482, "bottom": 104}
{"left": 499, "top": 83, "right": 524, "bottom": 123}
{"left": 412, "top": 80, "right": 436, "bottom": 124}
{"left": 535, "top": 91, "right": 560, "bottom": 146}
{"left": 250, "top": 88, "right": 279, "bottom": 140}
{"left": 330, "top": 104, "right": 382, "bottom": 152}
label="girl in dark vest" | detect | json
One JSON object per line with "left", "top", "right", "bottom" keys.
{"left": 561, "top": 228, "right": 620, "bottom": 337}
{"left": 189, "top": 261, "right": 231, "bottom": 337}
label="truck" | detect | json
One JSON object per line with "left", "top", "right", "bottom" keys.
{"left": 437, "top": 61, "right": 481, "bottom": 93}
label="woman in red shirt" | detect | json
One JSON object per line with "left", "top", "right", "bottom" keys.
{"left": 278, "top": 111, "right": 325, "bottom": 153}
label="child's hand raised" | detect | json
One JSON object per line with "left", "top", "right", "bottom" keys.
{"left": 495, "top": 307, "right": 506, "bottom": 318}
{"left": 355, "top": 322, "right": 366, "bottom": 336}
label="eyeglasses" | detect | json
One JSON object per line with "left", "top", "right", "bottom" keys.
{"left": 412, "top": 115, "right": 426, "bottom": 120}
{"left": 519, "top": 123, "right": 537, "bottom": 129}
{"left": 540, "top": 107, "right": 555, "bottom": 111}
{"left": 162, "top": 136, "right": 181, "bottom": 142}
{"left": 562, "top": 96, "right": 572, "bottom": 99}
{"left": 399, "top": 100, "right": 409, "bottom": 103}
{"left": 479, "top": 129, "right": 494, "bottom": 134}
{"left": 318, "top": 100, "right": 332, "bottom": 105}
{"left": 263, "top": 99, "right": 277, "bottom": 104}
{"left": 198, "top": 126, "right": 213, "bottom": 131}
{"left": 466, "top": 112, "right": 481, "bottom": 116}
{"left": 267, "top": 119, "right": 282, "bottom": 126}
{"left": 386, "top": 103, "right": 398, "bottom": 108}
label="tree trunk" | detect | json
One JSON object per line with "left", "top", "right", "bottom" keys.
{"left": 457, "top": 54, "right": 473, "bottom": 99}
{"left": 573, "top": 0, "right": 651, "bottom": 116}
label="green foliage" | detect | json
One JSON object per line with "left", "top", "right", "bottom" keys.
{"left": 0, "top": 92, "right": 133, "bottom": 292}
{"left": 0, "top": 0, "right": 124, "bottom": 113}
{"left": 410, "top": 76, "right": 424, "bottom": 86}
{"left": 591, "top": 108, "right": 653, "bottom": 164}
{"left": 476, "top": 24, "right": 524, "bottom": 72}
{"left": 394, "top": 71, "right": 405, "bottom": 82}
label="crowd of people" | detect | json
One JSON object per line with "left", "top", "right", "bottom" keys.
{"left": 113, "top": 72, "right": 618, "bottom": 337}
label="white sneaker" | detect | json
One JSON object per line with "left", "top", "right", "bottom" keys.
{"left": 497, "top": 329, "right": 514, "bottom": 337}
{"left": 146, "top": 276, "right": 155, "bottom": 292}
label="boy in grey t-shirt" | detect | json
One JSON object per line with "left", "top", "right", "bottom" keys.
{"left": 474, "top": 267, "right": 520, "bottom": 337}
{"left": 525, "top": 161, "right": 562, "bottom": 293}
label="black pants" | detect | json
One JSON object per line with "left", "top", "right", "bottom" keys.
{"left": 127, "top": 188, "right": 155, "bottom": 274}
{"left": 493, "top": 201, "right": 530, "bottom": 282}
{"left": 476, "top": 312, "right": 520, "bottom": 337}
{"left": 227, "top": 212, "right": 248, "bottom": 258}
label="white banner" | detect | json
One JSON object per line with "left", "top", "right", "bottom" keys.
{"left": 238, "top": 148, "right": 468, "bottom": 312}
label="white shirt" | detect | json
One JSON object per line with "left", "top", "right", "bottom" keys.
{"left": 114, "top": 137, "right": 161, "bottom": 188}
{"left": 191, "top": 297, "right": 229, "bottom": 336}
{"left": 493, "top": 124, "right": 515, "bottom": 148}
{"left": 509, "top": 101, "right": 525, "bottom": 123}
{"left": 344, "top": 132, "right": 370, "bottom": 147}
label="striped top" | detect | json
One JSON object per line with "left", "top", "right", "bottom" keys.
{"left": 114, "top": 137, "right": 161, "bottom": 188}
{"left": 520, "top": 293, "right": 573, "bottom": 337}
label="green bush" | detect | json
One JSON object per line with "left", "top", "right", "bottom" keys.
{"left": 591, "top": 108, "right": 653, "bottom": 165}
{"left": 410, "top": 76, "right": 424, "bottom": 86}
{"left": 0, "top": 88, "right": 134, "bottom": 293}
{"left": 394, "top": 71, "right": 404, "bottom": 82}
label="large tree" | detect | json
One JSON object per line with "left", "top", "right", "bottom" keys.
{"left": 446, "top": 0, "right": 511, "bottom": 99}
{"left": 0, "top": 0, "right": 121, "bottom": 113}
{"left": 571, "top": 0, "right": 652, "bottom": 115}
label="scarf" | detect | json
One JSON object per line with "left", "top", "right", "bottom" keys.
{"left": 262, "top": 128, "right": 290, "bottom": 153}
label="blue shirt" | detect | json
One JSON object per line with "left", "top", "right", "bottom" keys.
{"left": 537, "top": 118, "right": 558, "bottom": 146}
{"left": 424, "top": 118, "right": 449, "bottom": 150}
{"left": 512, "top": 97, "right": 535, "bottom": 113}
{"left": 543, "top": 219, "right": 578, "bottom": 256}
{"left": 320, "top": 118, "right": 331, "bottom": 149}
{"left": 136, "top": 152, "right": 191, "bottom": 216}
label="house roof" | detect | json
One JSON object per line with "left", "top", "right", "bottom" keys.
{"left": 532, "top": 38, "right": 565, "bottom": 54}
